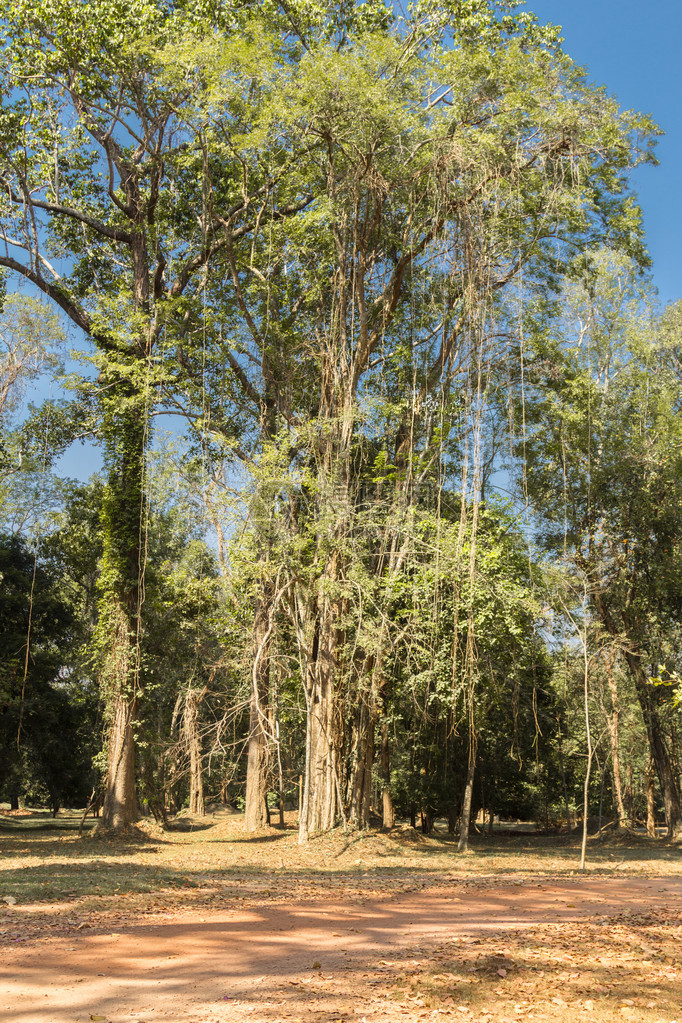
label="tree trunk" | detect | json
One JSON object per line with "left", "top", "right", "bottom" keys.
{"left": 580, "top": 632, "right": 593, "bottom": 871}
{"left": 557, "top": 721, "right": 572, "bottom": 830}
{"left": 299, "top": 592, "right": 340, "bottom": 842}
{"left": 9, "top": 792, "right": 18, "bottom": 811}
{"left": 348, "top": 701, "right": 365, "bottom": 825}
{"left": 380, "top": 717, "right": 394, "bottom": 829}
{"left": 458, "top": 752, "right": 476, "bottom": 852}
{"left": 360, "top": 712, "right": 375, "bottom": 828}
{"left": 594, "top": 600, "right": 682, "bottom": 840}
{"left": 102, "top": 692, "right": 138, "bottom": 829}
{"left": 349, "top": 694, "right": 375, "bottom": 829}
{"left": 150, "top": 703, "right": 168, "bottom": 824}
{"left": 646, "top": 758, "right": 656, "bottom": 838}
{"left": 184, "top": 688, "right": 205, "bottom": 816}
{"left": 350, "top": 653, "right": 392, "bottom": 831}
{"left": 625, "top": 762, "right": 634, "bottom": 825}
{"left": 99, "top": 375, "right": 148, "bottom": 831}
{"left": 603, "top": 657, "right": 627, "bottom": 828}
{"left": 245, "top": 586, "right": 272, "bottom": 831}
{"left": 297, "top": 395, "right": 356, "bottom": 843}
{"left": 606, "top": 715, "right": 627, "bottom": 828}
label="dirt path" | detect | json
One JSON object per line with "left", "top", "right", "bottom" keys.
{"left": 2, "top": 876, "right": 681, "bottom": 1023}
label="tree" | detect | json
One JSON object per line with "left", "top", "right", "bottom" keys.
{"left": 179, "top": 5, "right": 655, "bottom": 839}
{"left": 0, "top": 295, "right": 61, "bottom": 422}
{"left": 0, "top": 0, "right": 331, "bottom": 827}
{"left": 138, "top": 506, "right": 225, "bottom": 819}
{"left": 0, "top": 294, "right": 65, "bottom": 536}
{"left": 0, "top": 533, "right": 95, "bottom": 812}
{"left": 522, "top": 251, "right": 682, "bottom": 839}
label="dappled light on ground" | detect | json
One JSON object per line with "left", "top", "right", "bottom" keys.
{"left": 0, "top": 810, "right": 680, "bottom": 1022}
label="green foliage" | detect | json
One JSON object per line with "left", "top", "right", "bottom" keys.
{"left": 0, "top": 533, "right": 97, "bottom": 809}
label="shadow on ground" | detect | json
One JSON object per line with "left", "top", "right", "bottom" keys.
{"left": 0, "top": 808, "right": 679, "bottom": 908}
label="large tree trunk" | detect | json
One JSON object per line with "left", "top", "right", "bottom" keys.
{"left": 244, "top": 586, "right": 272, "bottom": 831}
{"left": 184, "top": 688, "right": 205, "bottom": 816}
{"left": 98, "top": 351, "right": 149, "bottom": 831}
{"left": 102, "top": 691, "right": 138, "bottom": 829}
{"left": 299, "top": 592, "right": 340, "bottom": 842}
{"left": 243, "top": 695, "right": 268, "bottom": 829}
{"left": 605, "top": 713, "right": 627, "bottom": 828}
{"left": 100, "top": 462, "right": 144, "bottom": 833}
{"left": 298, "top": 406, "right": 352, "bottom": 843}
{"left": 349, "top": 656, "right": 377, "bottom": 830}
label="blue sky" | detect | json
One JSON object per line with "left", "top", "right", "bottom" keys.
{"left": 528, "top": 0, "right": 681, "bottom": 304}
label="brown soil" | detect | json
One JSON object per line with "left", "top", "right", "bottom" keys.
{"left": 3, "top": 876, "right": 682, "bottom": 1023}
{"left": 1, "top": 814, "right": 681, "bottom": 1023}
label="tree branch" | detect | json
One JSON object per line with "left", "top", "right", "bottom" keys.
{"left": 0, "top": 177, "right": 132, "bottom": 242}
{"left": 0, "top": 255, "right": 92, "bottom": 336}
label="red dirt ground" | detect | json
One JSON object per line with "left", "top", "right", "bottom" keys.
{"left": 2, "top": 876, "right": 681, "bottom": 1023}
